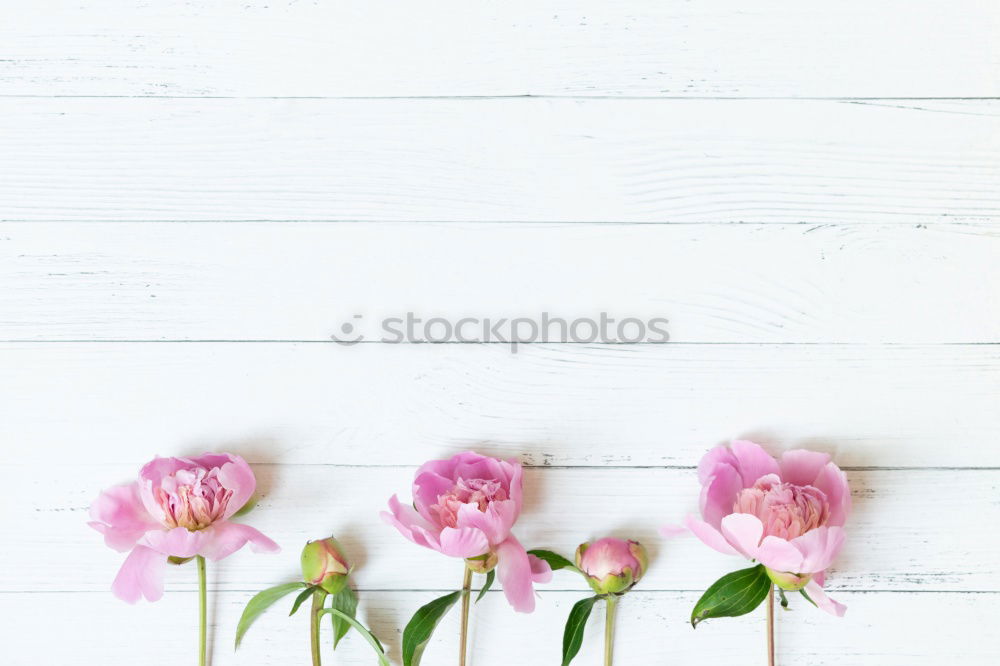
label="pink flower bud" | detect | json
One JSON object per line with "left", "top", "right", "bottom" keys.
{"left": 574, "top": 537, "right": 648, "bottom": 596}
{"left": 301, "top": 537, "right": 350, "bottom": 595}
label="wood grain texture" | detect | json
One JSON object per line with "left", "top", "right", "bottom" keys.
{"left": 3, "top": 223, "right": 999, "bottom": 342}
{"left": 3, "top": 342, "right": 999, "bottom": 468}
{"left": 1, "top": 99, "right": 998, "bottom": 222}
{"left": 3, "top": 1, "right": 998, "bottom": 98}
{"left": 3, "top": 590, "right": 997, "bottom": 666}
{"left": 3, "top": 465, "right": 996, "bottom": 593}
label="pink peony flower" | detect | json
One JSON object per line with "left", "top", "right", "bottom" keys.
{"left": 575, "top": 537, "right": 648, "bottom": 595}
{"left": 672, "top": 440, "right": 850, "bottom": 616}
{"left": 89, "top": 453, "right": 279, "bottom": 603}
{"left": 381, "top": 450, "right": 552, "bottom": 612}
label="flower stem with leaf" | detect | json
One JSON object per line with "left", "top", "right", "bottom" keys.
{"left": 310, "top": 589, "right": 328, "bottom": 666}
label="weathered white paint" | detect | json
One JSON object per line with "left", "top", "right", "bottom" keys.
{"left": 2, "top": 343, "right": 999, "bottom": 467}
{"left": 3, "top": 1, "right": 999, "bottom": 97}
{"left": 1, "top": 99, "right": 998, "bottom": 223}
{"left": 2, "top": 1, "right": 999, "bottom": 664}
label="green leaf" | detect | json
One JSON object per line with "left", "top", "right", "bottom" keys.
{"left": 323, "top": 608, "right": 390, "bottom": 666}
{"left": 401, "top": 590, "right": 462, "bottom": 666}
{"left": 561, "top": 596, "right": 599, "bottom": 666}
{"left": 476, "top": 570, "right": 495, "bottom": 603}
{"left": 778, "top": 589, "right": 789, "bottom": 609}
{"left": 329, "top": 585, "right": 359, "bottom": 649}
{"left": 289, "top": 586, "right": 316, "bottom": 616}
{"left": 800, "top": 588, "right": 818, "bottom": 608}
{"left": 235, "top": 582, "right": 308, "bottom": 648}
{"left": 690, "top": 564, "right": 771, "bottom": 628}
{"left": 527, "top": 549, "right": 577, "bottom": 573}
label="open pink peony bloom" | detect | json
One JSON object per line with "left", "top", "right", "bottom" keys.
{"left": 381, "top": 451, "right": 552, "bottom": 612}
{"left": 89, "top": 453, "right": 279, "bottom": 603}
{"left": 669, "top": 440, "right": 850, "bottom": 616}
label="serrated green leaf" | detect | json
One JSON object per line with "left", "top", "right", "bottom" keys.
{"left": 527, "top": 549, "right": 577, "bottom": 573}
{"left": 235, "top": 582, "right": 308, "bottom": 648}
{"left": 402, "top": 590, "right": 462, "bottom": 666}
{"left": 476, "top": 570, "right": 495, "bottom": 603}
{"left": 561, "top": 596, "right": 599, "bottom": 666}
{"left": 323, "top": 608, "right": 390, "bottom": 666}
{"left": 288, "top": 586, "right": 316, "bottom": 616}
{"left": 329, "top": 585, "right": 359, "bottom": 649}
{"left": 690, "top": 564, "right": 771, "bottom": 628}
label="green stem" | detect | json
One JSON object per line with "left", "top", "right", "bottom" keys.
{"left": 310, "top": 589, "right": 328, "bottom": 666}
{"left": 604, "top": 595, "right": 618, "bottom": 666}
{"left": 766, "top": 585, "right": 775, "bottom": 666}
{"left": 196, "top": 555, "right": 207, "bottom": 666}
{"left": 459, "top": 566, "right": 473, "bottom": 666}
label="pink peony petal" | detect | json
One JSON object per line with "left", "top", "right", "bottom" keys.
{"left": 455, "top": 499, "right": 518, "bottom": 546}
{"left": 381, "top": 496, "right": 438, "bottom": 550}
{"left": 140, "top": 526, "right": 211, "bottom": 558}
{"left": 756, "top": 536, "right": 804, "bottom": 573}
{"left": 412, "top": 471, "right": 456, "bottom": 523}
{"left": 213, "top": 455, "right": 257, "bottom": 520}
{"left": 700, "top": 460, "right": 743, "bottom": 528}
{"left": 199, "top": 521, "right": 280, "bottom": 561}
{"left": 683, "top": 515, "right": 739, "bottom": 556}
{"left": 111, "top": 545, "right": 167, "bottom": 604}
{"left": 528, "top": 553, "right": 553, "bottom": 584}
{"left": 495, "top": 535, "right": 538, "bottom": 613}
{"left": 804, "top": 579, "right": 847, "bottom": 617}
{"left": 719, "top": 513, "right": 765, "bottom": 559}
{"left": 779, "top": 449, "right": 832, "bottom": 487}
{"left": 88, "top": 483, "right": 158, "bottom": 552}
{"left": 792, "top": 526, "right": 845, "bottom": 573}
{"left": 812, "top": 462, "right": 852, "bottom": 527}
{"left": 436, "top": 526, "right": 491, "bottom": 558}
{"left": 730, "top": 440, "right": 780, "bottom": 487}
{"left": 698, "top": 446, "right": 739, "bottom": 485}
{"left": 659, "top": 524, "right": 689, "bottom": 539}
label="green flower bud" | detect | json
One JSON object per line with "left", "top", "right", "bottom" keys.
{"left": 301, "top": 536, "right": 350, "bottom": 595}
{"left": 465, "top": 551, "right": 498, "bottom": 574}
{"left": 765, "top": 568, "right": 812, "bottom": 591}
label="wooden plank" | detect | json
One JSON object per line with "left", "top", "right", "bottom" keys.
{"left": 3, "top": 590, "right": 996, "bottom": 665}
{"left": 2, "top": 466, "right": 996, "bottom": 592}
{"left": 3, "top": 223, "right": 999, "bottom": 342}
{"left": 1, "top": 99, "right": 998, "bottom": 222}
{"left": 2, "top": 1, "right": 998, "bottom": 98}
{"left": 2, "top": 342, "right": 999, "bottom": 468}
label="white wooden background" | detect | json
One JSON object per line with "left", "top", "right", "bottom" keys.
{"left": 2, "top": 2, "right": 999, "bottom": 664}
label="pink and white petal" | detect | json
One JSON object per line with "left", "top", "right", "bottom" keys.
{"left": 215, "top": 455, "right": 257, "bottom": 519}
{"left": 698, "top": 446, "right": 739, "bottom": 485}
{"left": 437, "top": 527, "right": 491, "bottom": 558}
{"left": 756, "top": 536, "right": 804, "bottom": 573}
{"left": 683, "top": 515, "right": 739, "bottom": 556}
{"left": 779, "top": 449, "right": 832, "bottom": 487}
{"left": 88, "top": 483, "right": 158, "bottom": 552}
{"left": 812, "top": 462, "right": 851, "bottom": 527}
{"left": 700, "top": 462, "right": 743, "bottom": 528}
{"left": 456, "top": 499, "right": 518, "bottom": 545}
{"left": 495, "top": 535, "right": 538, "bottom": 613}
{"left": 812, "top": 569, "right": 826, "bottom": 587}
{"left": 199, "top": 522, "right": 280, "bottom": 561}
{"left": 505, "top": 459, "right": 524, "bottom": 512}
{"left": 140, "top": 526, "right": 211, "bottom": 558}
{"left": 719, "top": 513, "right": 765, "bottom": 560}
{"left": 111, "top": 545, "right": 167, "bottom": 604}
{"left": 528, "top": 553, "right": 553, "bottom": 584}
{"left": 791, "top": 527, "right": 845, "bottom": 573}
{"left": 730, "top": 440, "right": 780, "bottom": 487}
{"left": 804, "top": 579, "right": 847, "bottom": 617}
